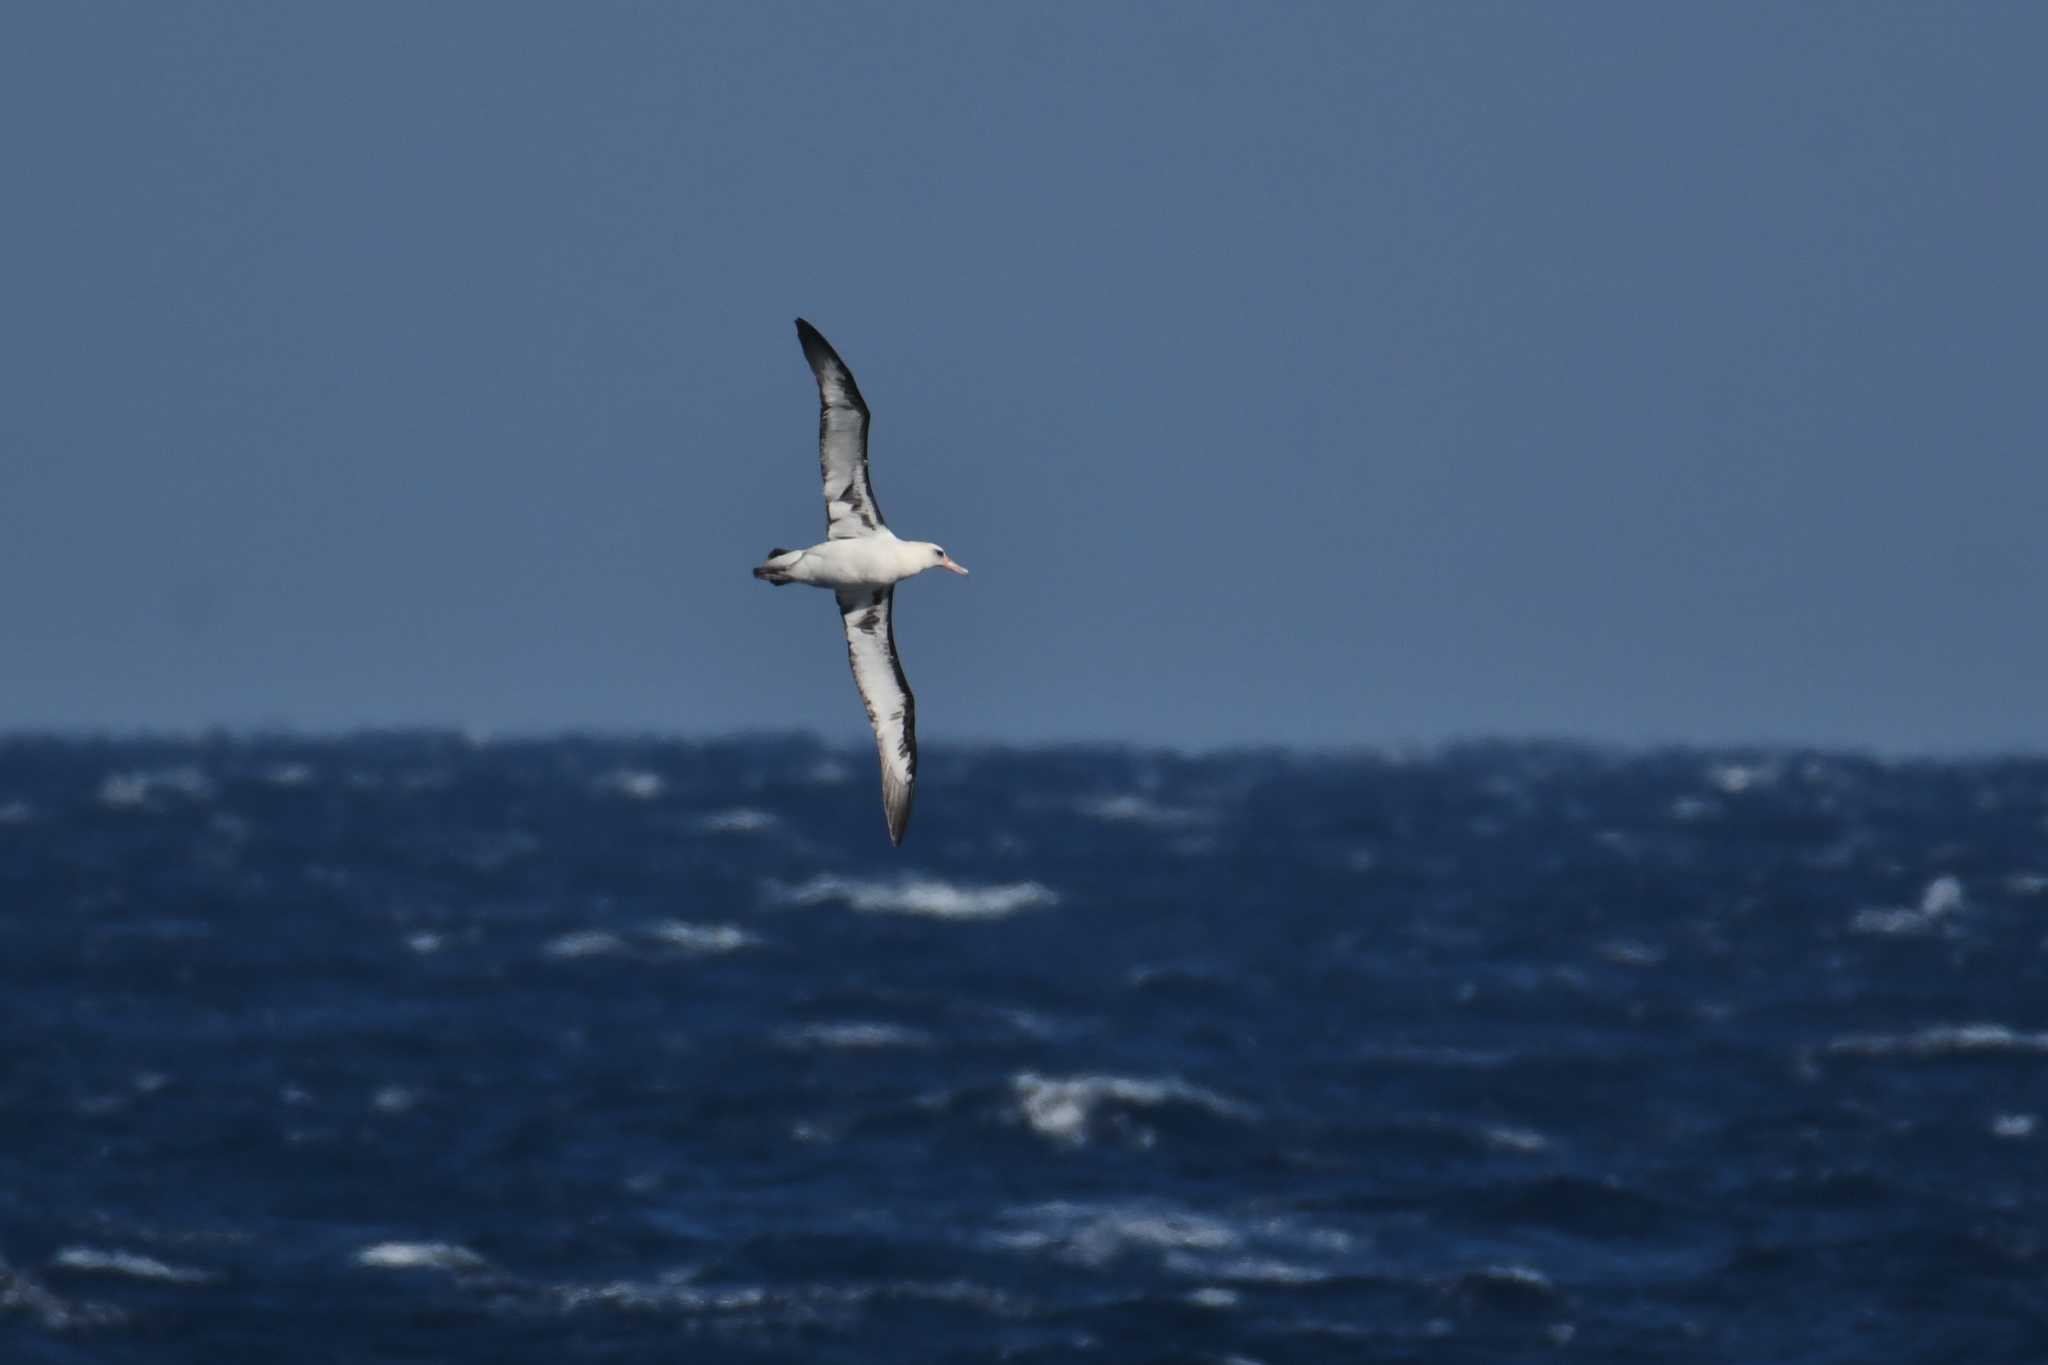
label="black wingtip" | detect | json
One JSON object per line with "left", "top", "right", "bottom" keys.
{"left": 795, "top": 317, "right": 838, "bottom": 359}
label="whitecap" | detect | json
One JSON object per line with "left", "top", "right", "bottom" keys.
{"left": 1705, "top": 762, "right": 1776, "bottom": 795}
{"left": 989, "top": 1201, "right": 1345, "bottom": 1286}
{"left": 1128, "top": 961, "right": 1238, "bottom": 990}
{"left": 1849, "top": 906, "right": 1938, "bottom": 937}
{"left": 592, "top": 769, "right": 666, "bottom": 800}
{"left": 771, "top": 875, "right": 1057, "bottom": 920}
{"left": 1595, "top": 939, "right": 1665, "bottom": 968}
{"left": 51, "top": 1247, "right": 217, "bottom": 1285}
{"left": 779, "top": 1022, "right": 932, "bottom": 1050}
{"left": 1481, "top": 1125, "right": 1550, "bottom": 1154}
{"left": 1453, "top": 1263, "right": 1559, "bottom": 1306}
{"left": 261, "top": 762, "right": 317, "bottom": 787}
{"left": 0, "top": 1255, "right": 125, "bottom": 1330}
{"left": 544, "top": 930, "right": 629, "bottom": 960}
{"left": 1825, "top": 1023, "right": 2048, "bottom": 1059}
{"left": 98, "top": 766, "right": 214, "bottom": 808}
{"left": 355, "top": 1242, "right": 487, "bottom": 1272}
{"left": 0, "top": 799, "right": 33, "bottom": 824}
{"left": 1188, "top": 1287, "right": 1239, "bottom": 1308}
{"left": 1167, "top": 1253, "right": 1329, "bottom": 1284}
{"left": 1992, "top": 1113, "right": 2037, "bottom": 1139}
{"left": 1076, "top": 794, "right": 1214, "bottom": 828}
{"left": 371, "top": 1085, "right": 418, "bottom": 1114}
{"left": 1851, "top": 874, "right": 1968, "bottom": 936}
{"left": 696, "top": 807, "right": 777, "bottom": 833}
{"left": 1920, "top": 875, "right": 1967, "bottom": 915}
{"left": 647, "top": 921, "right": 756, "bottom": 953}
{"left": 989, "top": 1202, "right": 1239, "bottom": 1265}
{"left": 555, "top": 1272, "right": 1027, "bottom": 1322}
{"left": 555, "top": 1273, "right": 766, "bottom": 1313}
{"left": 404, "top": 931, "right": 444, "bottom": 955}
{"left": 1009, "top": 1072, "right": 1254, "bottom": 1147}
{"left": 1474, "top": 1264, "right": 1553, "bottom": 1291}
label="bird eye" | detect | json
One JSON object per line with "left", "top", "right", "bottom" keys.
{"left": 934, "top": 547, "right": 944, "bottom": 557}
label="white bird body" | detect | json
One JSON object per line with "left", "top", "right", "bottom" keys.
{"left": 760, "top": 530, "right": 964, "bottom": 592}
{"left": 753, "top": 320, "right": 968, "bottom": 845}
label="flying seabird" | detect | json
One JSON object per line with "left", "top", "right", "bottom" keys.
{"left": 753, "top": 319, "right": 969, "bottom": 845}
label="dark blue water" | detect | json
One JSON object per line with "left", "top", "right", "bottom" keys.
{"left": 3, "top": 736, "right": 2046, "bottom": 1362}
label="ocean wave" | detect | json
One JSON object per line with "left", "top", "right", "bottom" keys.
{"left": 770, "top": 875, "right": 1058, "bottom": 920}
{"left": 1480, "top": 1124, "right": 1551, "bottom": 1154}
{"left": 988, "top": 1202, "right": 1241, "bottom": 1265}
{"left": 1705, "top": 762, "right": 1779, "bottom": 795}
{"left": 591, "top": 769, "right": 666, "bottom": 800}
{"left": 1824, "top": 1023, "right": 2048, "bottom": 1059}
{"left": 51, "top": 1247, "right": 217, "bottom": 1285}
{"left": 696, "top": 807, "right": 778, "bottom": 833}
{"left": 543, "top": 929, "right": 631, "bottom": 960}
{"left": 261, "top": 762, "right": 317, "bottom": 787}
{"left": 989, "top": 1200, "right": 1347, "bottom": 1284}
{"left": 546, "top": 921, "right": 761, "bottom": 960}
{"left": 1448, "top": 1263, "right": 1559, "bottom": 1310}
{"left": 554, "top": 1272, "right": 1028, "bottom": 1322}
{"left": 1076, "top": 794, "right": 1215, "bottom": 828}
{"left": 354, "top": 1241, "right": 488, "bottom": 1272}
{"left": 1166, "top": 1252, "right": 1331, "bottom": 1284}
{"left": 1595, "top": 939, "right": 1666, "bottom": 968}
{"left": 371, "top": 1085, "right": 419, "bottom": 1114}
{"left": 557, "top": 1274, "right": 766, "bottom": 1314}
{"left": 802, "top": 757, "right": 853, "bottom": 784}
{"left": 1354, "top": 1043, "right": 1514, "bottom": 1071}
{"left": 1849, "top": 874, "right": 1968, "bottom": 937}
{"left": 778, "top": 1022, "right": 933, "bottom": 1050}
{"left": 1009, "top": 1072, "right": 1255, "bottom": 1147}
{"left": 98, "top": 766, "right": 214, "bottom": 808}
{"left": 648, "top": 921, "right": 757, "bottom": 953}
{"left": 0, "top": 1255, "right": 125, "bottom": 1331}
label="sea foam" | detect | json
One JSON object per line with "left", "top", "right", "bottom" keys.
{"left": 1010, "top": 1072, "right": 1254, "bottom": 1147}
{"left": 354, "top": 1242, "right": 487, "bottom": 1272}
{"left": 51, "top": 1247, "right": 217, "bottom": 1285}
{"left": 1825, "top": 1022, "right": 2048, "bottom": 1059}
{"left": 771, "top": 875, "right": 1057, "bottom": 920}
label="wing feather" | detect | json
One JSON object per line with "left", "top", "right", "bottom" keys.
{"left": 796, "top": 319, "right": 885, "bottom": 540}
{"left": 835, "top": 587, "right": 915, "bottom": 845}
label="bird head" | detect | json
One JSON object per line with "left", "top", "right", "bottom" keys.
{"left": 917, "top": 542, "right": 970, "bottom": 576}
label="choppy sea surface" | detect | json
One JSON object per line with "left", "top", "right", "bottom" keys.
{"left": 3, "top": 735, "right": 2046, "bottom": 1363}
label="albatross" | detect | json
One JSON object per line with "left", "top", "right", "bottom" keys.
{"left": 753, "top": 319, "right": 968, "bottom": 845}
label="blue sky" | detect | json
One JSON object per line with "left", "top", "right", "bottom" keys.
{"left": 3, "top": 3, "right": 2043, "bottom": 750}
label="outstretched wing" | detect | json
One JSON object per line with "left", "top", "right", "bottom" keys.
{"left": 835, "top": 587, "right": 915, "bottom": 845}
{"left": 796, "top": 319, "right": 885, "bottom": 540}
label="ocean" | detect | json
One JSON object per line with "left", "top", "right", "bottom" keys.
{"left": 2, "top": 735, "right": 2045, "bottom": 1362}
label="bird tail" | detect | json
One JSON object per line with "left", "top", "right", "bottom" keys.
{"left": 753, "top": 548, "right": 798, "bottom": 585}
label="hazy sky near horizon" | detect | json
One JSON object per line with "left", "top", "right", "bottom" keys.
{"left": 4, "top": 3, "right": 2044, "bottom": 751}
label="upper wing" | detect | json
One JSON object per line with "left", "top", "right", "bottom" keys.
{"left": 796, "top": 319, "right": 885, "bottom": 540}
{"left": 835, "top": 587, "right": 916, "bottom": 845}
